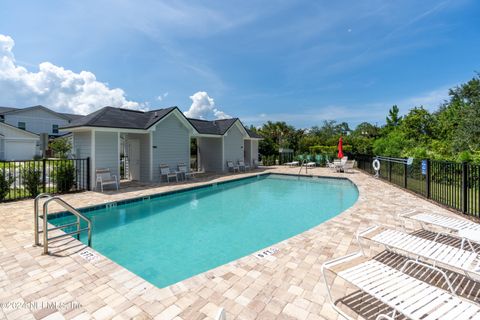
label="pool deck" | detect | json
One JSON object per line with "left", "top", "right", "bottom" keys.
{"left": 0, "top": 167, "right": 477, "bottom": 320}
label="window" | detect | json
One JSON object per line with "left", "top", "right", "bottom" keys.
{"left": 18, "top": 122, "right": 26, "bottom": 130}
{"left": 52, "top": 124, "right": 59, "bottom": 134}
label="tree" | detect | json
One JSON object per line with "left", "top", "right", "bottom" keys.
{"left": 49, "top": 137, "right": 72, "bottom": 159}
{"left": 385, "top": 105, "right": 402, "bottom": 129}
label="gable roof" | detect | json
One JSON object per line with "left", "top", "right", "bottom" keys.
{"left": 187, "top": 118, "right": 237, "bottom": 135}
{"left": 60, "top": 106, "right": 262, "bottom": 138}
{"left": 188, "top": 118, "right": 262, "bottom": 139}
{"left": 61, "top": 106, "right": 191, "bottom": 131}
{"left": 0, "top": 105, "right": 82, "bottom": 121}
{"left": 0, "top": 121, "right": 39, "bottom": 138}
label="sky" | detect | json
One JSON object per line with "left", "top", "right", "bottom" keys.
{"left": 0, "top": 0, "right": 479, "bottom": 128}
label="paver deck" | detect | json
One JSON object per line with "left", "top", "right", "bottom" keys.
{"left": 0, "top": 167, "right": 477, "bottom": 320}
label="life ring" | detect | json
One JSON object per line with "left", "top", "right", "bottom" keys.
{"left": 372, "top": 159, "right": 381, "bottom": 171}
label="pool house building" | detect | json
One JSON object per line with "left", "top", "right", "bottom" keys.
{"left": 60, "top": 106, "right": 261, "bottom": 189}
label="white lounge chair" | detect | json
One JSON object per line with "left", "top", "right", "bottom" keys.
{"left": 216, "top": 308, "right": 226, "bottom": 320}
{"left": 342, "top": 160, "right": 355, "bottom": 173}
{"left": 95, "top": 168, "right": 119, "bottom": 192}
{"left": 238, "top": 160, "right": 250, "bottom": 172}
{"left": 176, "top": 163, "right": 194, "bottom": 180}
{"left": 357, "top": 225, "right": 480, "bottom": 279}
{"left": 160, "top": 164, "right": 178, "bottom": 183}
{"left": 322, "top": 252, "right": 480, "bottom": 320}
{"left": 400, "top": 210, "right": 480, "bottom": 249}
{"left": 306, "top": 161, "right": 316, "bottom": 167}
{"left": 226, "top": 161, "right": 239, "bottom": 173}
{"left": 326, "top": 159, "right": 336, "bottom": 171}
{"left": 285, "top": 161, "right": 299, "bottom": 167}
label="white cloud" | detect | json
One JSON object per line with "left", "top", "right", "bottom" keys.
{"left": 0, "top": 34, "right": 141, "bottom": 115}
{"left": 157, "top": 92, "right": 169, "bottom": 101}
{"left": 184, "top": 91, "right": 231, "bottom": 120}
{"left": 400, "top": 86, "right": 450, "bottom": 110}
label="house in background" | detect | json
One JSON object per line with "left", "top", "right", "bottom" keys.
{"left": 0, "top": 105, "right": 82, "bottom": 159}
{"left": 0, "top": 105, "right": 81, "bottom": 136}
{"left": 0, "top": 122, "right": 39, "bottom": 160}
{"left": 189, "top": 118, "right": 261, "bottom": 172}
{"left": 61, "top": 106, "right": 261, "bottom": 189}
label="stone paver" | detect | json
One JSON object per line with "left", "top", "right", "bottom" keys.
{"left": 0, "top": 166, "right": 475, "bottom": 319}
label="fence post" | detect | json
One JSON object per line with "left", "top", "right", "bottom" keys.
{"left": 388, "top": 161, "right": 392, "bottom": 182}
{"left": 86, "top": 157, "right": 91, "bottom": 191}
{"left": 462, "top": 162, "right": 468, "bottom": 214}
{"left": 42, "top": 158, "right": 47, "bottom": 193}
{"left": 403, "top": 162, "right": 408, "bottom": 188}
{"left": 426, "top": 159, "right": 431, "bottom": 199}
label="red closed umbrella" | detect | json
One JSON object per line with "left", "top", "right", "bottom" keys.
{"left": 337, "top": 136, "right": 344, "bottom": 159}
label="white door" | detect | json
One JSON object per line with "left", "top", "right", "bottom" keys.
{"left": 127, "top": 139, "right": 140, "bottom": 180}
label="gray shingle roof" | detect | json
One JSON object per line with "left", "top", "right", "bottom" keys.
{"left": 62, "top": 106, "right": 177, "bottom": 130}
{"left": 245, "top": 128, "right": 262, "bottom": 139}
{"left": 0, "top": 105, "right": 82, "bottom": 121}
{"left": 187, "top": 118, "right": 237, "bottom": 135}
{"left": 60, "top": 106, "right": 262, "bottom": 138}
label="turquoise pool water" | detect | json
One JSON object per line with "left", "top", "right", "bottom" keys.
{"left": 51, "top": 174, "right": 358, "bottom": 287}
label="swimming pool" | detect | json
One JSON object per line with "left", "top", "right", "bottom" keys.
{"left": 51, "top": 174, "right": 358, "bottom": 287}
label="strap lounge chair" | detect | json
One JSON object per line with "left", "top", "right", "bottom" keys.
{"left": 357, "top": 225, "right": 480, "bottom": 279}
{"left": 238, "top": 160, "right": 250, "bottom": 171}
{"left": 400, "top": 210, "right": 480, "bottom": 249}
{"left": 95, "top": 168, "right": 119, "bottom": 192}
{"left": 285, "top": 161, "right": 299, "bottom": 167}
{"left": 342, "top": 160, "right": 355, "bottom": 173}
{"left": 322, "top": 252, "right": 480, "bottom": 320}
{"left": 160, "top": 164, "right": 178, "bottom": 183}
{"left": 226, "top": 161, "right": 239, "bottom": 173}
{"left": 177, "top": 163, "right": 194, "bottom": 180}
{"left": 306, "top": 161, "right": 316, "bottom": 167}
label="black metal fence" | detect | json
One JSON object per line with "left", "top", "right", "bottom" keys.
{"left": 0, "top": 158, "right": 90, "bottom": 202}
{"left": 355, "top": 155, "right": 480, "bottom": 217}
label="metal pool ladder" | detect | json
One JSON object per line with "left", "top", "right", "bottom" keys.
{"left": 298, "top": 159, "right": 308, "bottom": 175}
{"left": 34, "top": 193, "right": 92, "bottom": 254}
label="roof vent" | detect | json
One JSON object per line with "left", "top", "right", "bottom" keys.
{"left": 154, "top": 111, "right": 158, "bottom": 117}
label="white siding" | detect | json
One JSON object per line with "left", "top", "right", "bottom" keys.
{"left": 4, "top": 108, "right": 70, "bottom": 135}
{"left": 95, "top": 131, "right": 119, "bottom": 180}
{"left": 0, "top": 122, "right": 39, "bottom": 160}
{"left": 223, "top": 124, "right": 244, "bottom": 171}
{"left": 73, "top": 131, "right": 91, "bottom": 159}
{"left": 197, "top": 137, "right": 223, "bottom": 172}
{"left": 151, "top": 113, "right": 190, "bottom": 181}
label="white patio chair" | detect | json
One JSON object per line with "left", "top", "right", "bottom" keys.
{"left": 322, "top": 252, "right": 480, "bottom": 320}
{"left": 326, "top": 159, "right": 336, "bottom": 171}
{"left": 226, "top": 161, "right": 239, "bottom": 173}
{"left": 238, "top": 160, "right": 250, "bottom": 171}
{"left": 176, "top": 163, "right": 194, "bottom": 180}
{"left": 400, "top": 210, "right": 480, "bottom": 249}
{"left": 285, "top": 161, "right": 299, "bottom": 167}
{"left": 160, "top": 164, "right": 178, "bottom": 183}
{"left": 357, "top": 225, "right": 480, "bottom": 279}
{"left": 95, "top": 168, "right": 118, "bottom": 192}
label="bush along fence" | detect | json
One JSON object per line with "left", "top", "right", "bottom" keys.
{"left": 0, "top": 158, "right": 90, "bottom": 202}
{"left": 355, "top": 155, "right": 480, "bottom": 218}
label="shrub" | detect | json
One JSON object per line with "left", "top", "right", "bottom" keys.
{"left": 22, "top": 168, "right": 42, "bottom": 197}
{"left": 0, "top": 171, "right": 13, "bottom": 201}
{"left": 53, "top": 162, "right": 76, "bottom": 193}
